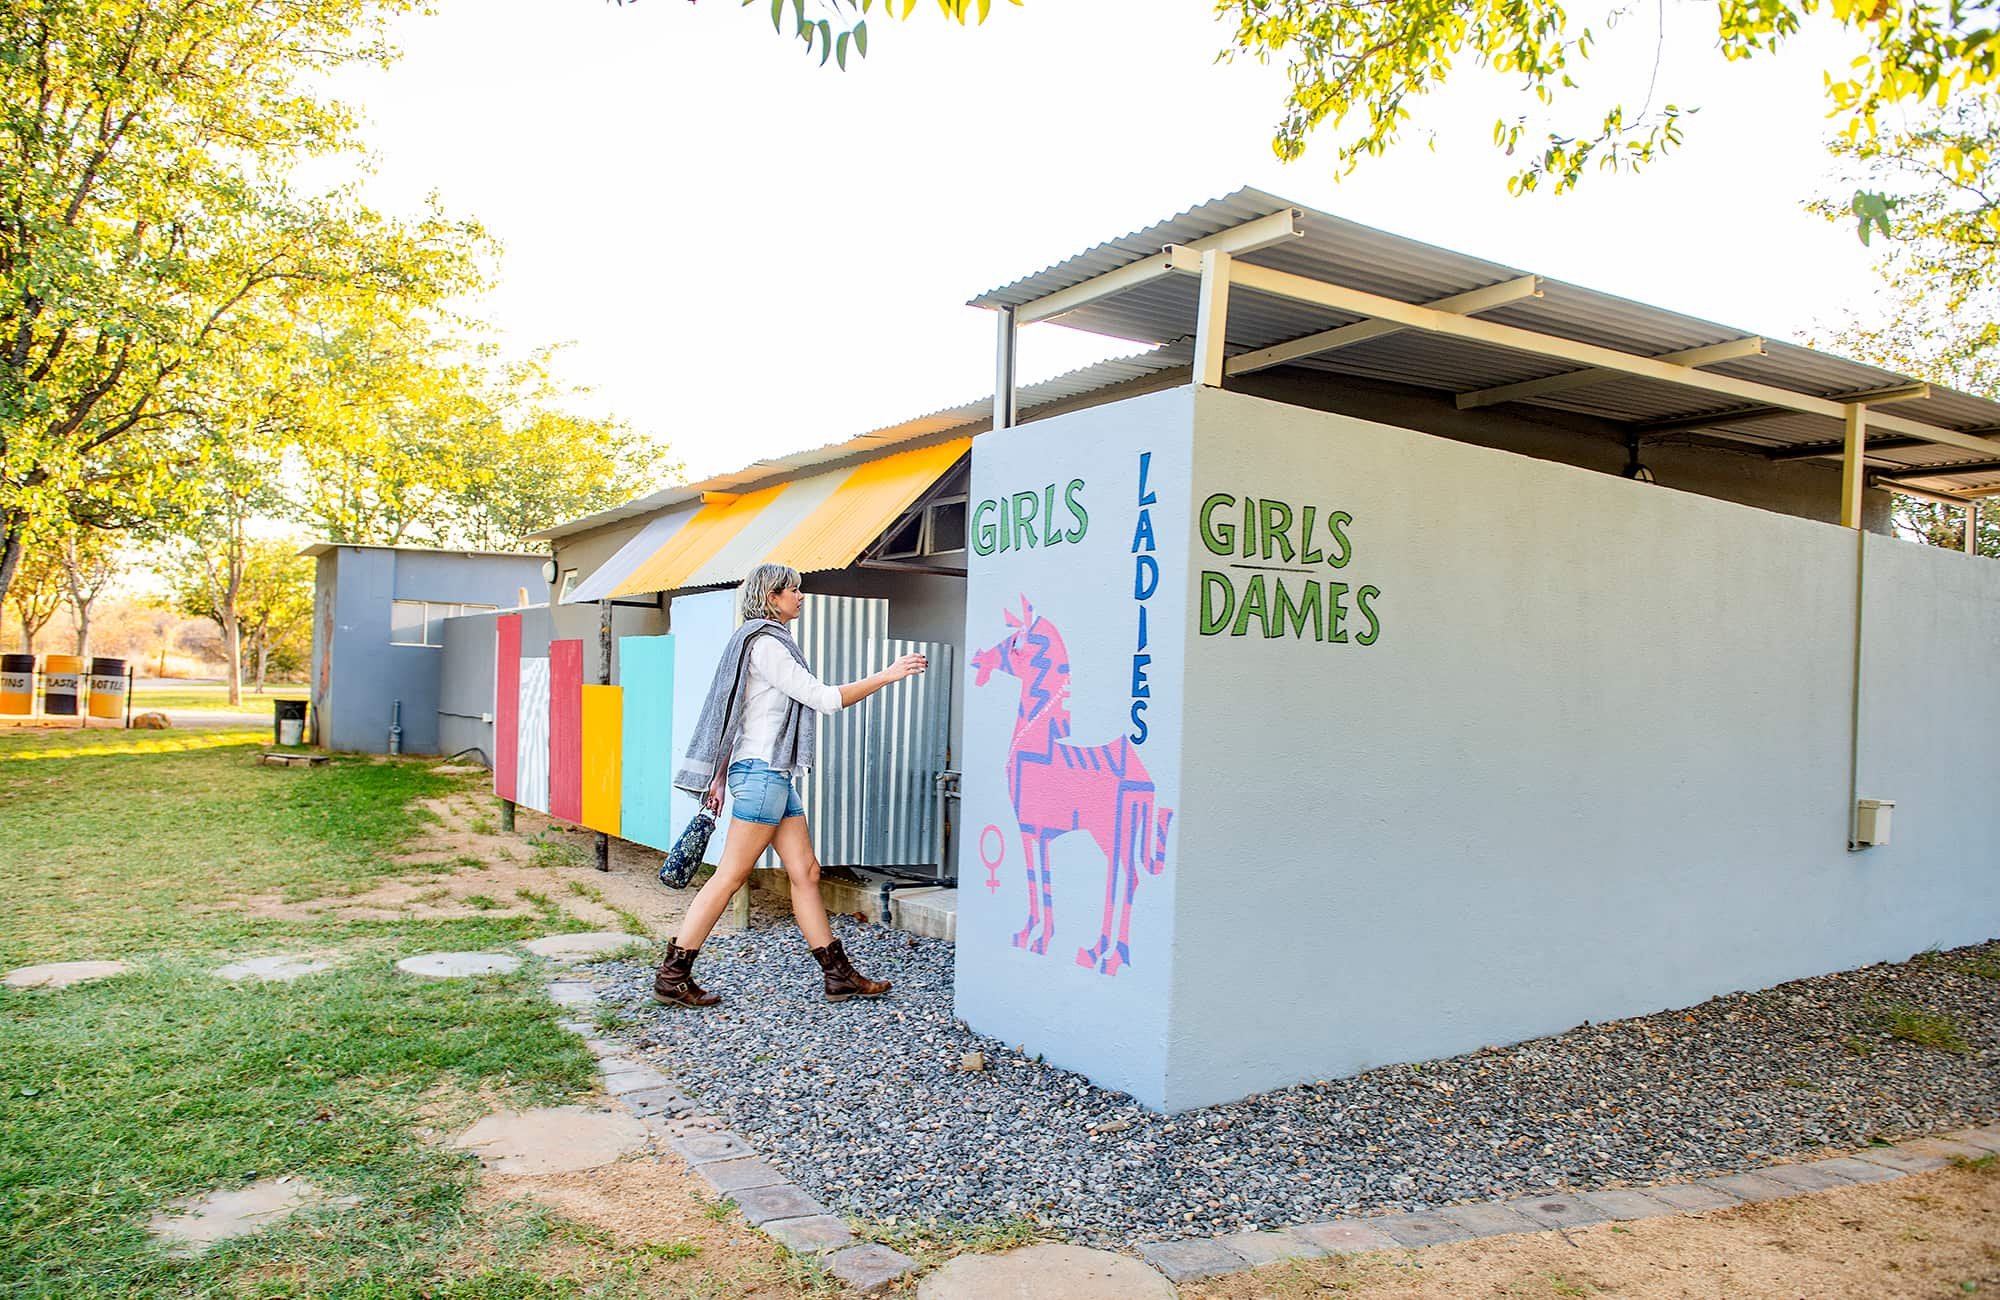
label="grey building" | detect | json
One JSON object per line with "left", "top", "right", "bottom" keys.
{"left": 305, "top": 543, "right": 545, "bottom": 754}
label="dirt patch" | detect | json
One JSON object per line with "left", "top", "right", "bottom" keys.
{"left": 1188, "top": 1163, "right": 2000, "bottom": 1299}
{"left": 476, "top": 1151, "right": 831, "bottom": 1297}
{"left": 202, "top": 793, "right": 792, "bottom": 936}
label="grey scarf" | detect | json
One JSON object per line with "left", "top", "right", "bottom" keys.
{"left": 672, "top": 619, "right": 816, "bottom": 794}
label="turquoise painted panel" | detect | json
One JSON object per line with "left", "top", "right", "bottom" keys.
{"left": 617, "top": 634, "right": 676, "bottom": 851}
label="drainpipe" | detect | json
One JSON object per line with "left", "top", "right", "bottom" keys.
{"left": 388, "top": 698, "right": 403, "bottom": 756}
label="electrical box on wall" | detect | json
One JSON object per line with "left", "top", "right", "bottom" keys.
{"left": 1855, "top": 799, "right": 1895, "bottom": 847}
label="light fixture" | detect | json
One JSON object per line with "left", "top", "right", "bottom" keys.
{"left": 540, "top": 558, "right": 558, "bottom": 584}
{"left": 1621, "top": 434, "right": 1655, "bottom": 484}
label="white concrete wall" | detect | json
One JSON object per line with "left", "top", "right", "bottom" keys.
{"left": 1164, "top": 386, "right": 2000, "bottom": 1110}
{"left": 957, "top": 387, "right": 1193, "bottom": 1108}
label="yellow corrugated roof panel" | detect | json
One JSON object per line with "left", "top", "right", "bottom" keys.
{"left": 769, "top": 439, "right": 971, "bottom": 574}
{"left": 610, "top": 484, "right": 787, "bottom": 597}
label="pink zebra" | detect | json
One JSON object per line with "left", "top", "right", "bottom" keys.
{"left": 970, "top": 595, "right": 1173, "bottom": 976}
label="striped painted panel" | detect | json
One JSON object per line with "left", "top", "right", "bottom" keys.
{"left": 517, "top": 658, "right": 551, "bottom": 814}
{"left": 617, "top": 635, "right": 677, "bottom": 851}
{"left": 548, "top": 640, "right": 584, "bottom": 825}
{"left": 494, "top": 614, "right": 521, "bottom": 801}
{"left": 579, "top": 684, "right": 622, "bottom": 836}
{"left": 862, "top": 639, "right": 954, "bottom": 868}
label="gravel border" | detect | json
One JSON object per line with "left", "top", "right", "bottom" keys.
{"left": 587, "top": 923, "right": 1999, "bottom": 1247}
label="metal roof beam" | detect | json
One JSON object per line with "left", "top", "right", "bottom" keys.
{"left": 1455, "top": 336, "right": 1766, "bottom": 411}
{"left": 1874, "top": 480, "right": 1976, "bottom": 507}
{"left": 1015, "top": 208, "right": 1302, "bottom": 326}
{"left": 1163, "top": 245, "right": 2000, "bottom": 460}
{"left": 1225, "top": 275, "right": 1542, "bottom": 377}
{"left": 1765, "top": 434, "right": 1929, "bottom": 461}
{"left": 1874, "top": 457, "right": 2000, "bottom": 483}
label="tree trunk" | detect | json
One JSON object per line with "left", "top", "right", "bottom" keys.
{"left": 222, "top": 598, "right": 242, "bottom": 706}
{"left": 0, "top": 512, "right": 24, "bottom": 619}
{"left": 18, "top": 613, "right": 30, "bottom": 656}
{"left": 73, "top": 609, "right": 91, "bottom": 659}
{"left": 255, "top": 627, "right": 269, "bottom": 693}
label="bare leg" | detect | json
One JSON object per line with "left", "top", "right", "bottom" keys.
{"left": 675, "top": 815, "right": 779, "bottom": 950}
{"left": 771, "top": 814, "right": 833, "bottom": 949}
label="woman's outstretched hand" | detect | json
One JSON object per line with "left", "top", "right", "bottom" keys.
{"left": 886, "top": 652, "right": 928, "bottom": 682}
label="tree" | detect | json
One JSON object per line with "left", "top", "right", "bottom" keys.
{"left": 0, "top": 0, "right": 485, "bottom": 617}
{"left": 2, "top": 537, "right": 63, "bottom": 655}
{"left": 236, "top": 539, "right": 314, "bottom": 693}
{"left": 625, "top": 0, "right": 1014, "bottom": 68}
{"left": 1209, "top": 0, "right": 1997, "bottom": 225}
{"left": 57, "top": 528, "right": 121, "bottom": 659}
{"left": 157, "top": 427, "right": 286, "bottom": 706}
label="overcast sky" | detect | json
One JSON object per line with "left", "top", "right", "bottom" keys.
{"left": 321, "top": 0, "right": 1890, "bottom": 487}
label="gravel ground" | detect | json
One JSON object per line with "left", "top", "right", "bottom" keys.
{"left": 590, "top": 924, "right": 2000, "bottom": 1245}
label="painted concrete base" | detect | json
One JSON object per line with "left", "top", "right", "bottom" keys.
{"left": 451, "top": 1106, "right": 650, "bottom": 1175}
{"left": 147, "top": 1177, "right": 355, "bottom": 1257}
{"left": 4, "top": 960, "right": 130, "bottom": 989}
{"left": 750, "top": 872, "right": 957, "bottom": 941}
{"left": 396, "top": 952, "right": 523, "bottom": 978}
{"left": 213, "top": 955, "right": 339, "bottom": 982}
{"left": 919, "top": 1244, "right": 1175, "bottom": 1299}
{"left": 520, "top": 932, "right": 639, "bottom": 961}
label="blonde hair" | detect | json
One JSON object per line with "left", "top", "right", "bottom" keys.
{"left": 739, "top": 562, "right": 802, "bottom": 621}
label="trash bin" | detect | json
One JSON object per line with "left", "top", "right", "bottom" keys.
{"left": 87, "top": 658, "right": 128, "bottom": 720}
{"left": 274, "top": 698, "right": 308, "bottom": 747}
{"left": 0, "top": 654, "right": 32, "bottom": 716}
{"left": 43, "top": 655, "right": 82, "bottom": 716}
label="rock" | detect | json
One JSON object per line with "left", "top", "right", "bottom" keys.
{"left": 452, "top": 1106, "right": 649, "bottom": 1174}
{"left": 960, "top": 1051, "right": 986, "bottom": 1073}
{"left": 147, "top": 1177, "right": 354, "bottom": 1256}
{"left": 395, "top": 952, "right": 522, "bottom": 979}
{"left": 921, "top": 1243, "right": 1175, "bottom": 1298}
{"left": 4, "top": 960, "right": 130, "bottom": 989}
{"left": 521, "top": 932, "right": 641, "bottom": 962}
{"left": 213, "top": 955, "right": 338, "bottom": 983}
{"left": 132, "top": 712, "right": 170, "bottom": 729}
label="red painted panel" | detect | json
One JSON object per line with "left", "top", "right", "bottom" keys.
{"left": 549, "top": 638, "right": 584, "bottom": 824}
{"left": 494, "top": 614, "right": 522, "bottom": 801}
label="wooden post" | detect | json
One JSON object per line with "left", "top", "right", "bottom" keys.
{"left": 596, "top": 598, "right": 612, "bottom": 872}
{"left": 499, "top": 799, "right": 515, "bottom": 832}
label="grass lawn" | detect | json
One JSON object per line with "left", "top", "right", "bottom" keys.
{"left": 127, "top": 687, "right": 306, "bottom": 714}
{"left": 0, "top": 724, "right": 825, "bottom": 1299}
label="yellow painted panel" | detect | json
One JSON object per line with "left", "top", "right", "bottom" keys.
{"left": 769, "top": 438, "right": 971, "bottom": 573}
{"left": 611, "top": 484, "right": 788, "bottom": 597}
{"left": 579, "top": 684, "right": 622, "bottom": 837}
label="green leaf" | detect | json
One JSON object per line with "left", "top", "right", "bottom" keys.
{"left": 836, "top": 30, "right": 849, "bottom": 68}
{"left": 853, "top": 19, "right": 868, "bottom": 55}
{"left": 818, "top": 18, "right": 834, "bottom": 64}
{"left": 770, "top": 0, "right": 784, "bottom": 31}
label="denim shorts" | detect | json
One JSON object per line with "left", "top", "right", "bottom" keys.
{"left": 727, "top": 758, "right": 804, "bottom": 825}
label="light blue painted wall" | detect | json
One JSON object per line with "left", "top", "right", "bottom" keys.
{"left": 1160, "top": 385, "right": 2000, "bottom": 1111}
{"left": 313, "top": 546, "right": 544, "bottom": 754}
{"left": 957, "top": 387, "right": 1193, "bottom": 1109}
{"left": 619, "top": 634, "right": 677, "bottom": 850}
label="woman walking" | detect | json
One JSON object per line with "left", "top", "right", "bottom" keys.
{"left": 654, "top": 562, "right": 927, "bottom": 1008}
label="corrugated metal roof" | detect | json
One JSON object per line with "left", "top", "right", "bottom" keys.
{"left": 609, "top": 485, "right": 785, "bottom": 597}
{"left": 530, "top": 344, "right": 1190, "bottom": 543}
{"left": 970, "top": 187, "right": 2000, "bottom": 492}
{"left": 765, "top": 439, "right": 971, "bottom": 577}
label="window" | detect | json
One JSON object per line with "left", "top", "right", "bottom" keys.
{"left": 875, "top": 496, "right": 968, "bottom": 560}
{"left": 390, "top": 601, "right": 499, "bottom": 647}
{"left": 558, "top": 569, "right": 579, "bottom": 602}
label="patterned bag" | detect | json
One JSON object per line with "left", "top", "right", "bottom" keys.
{"left": 658, "top": 808, "right": 716, "bottom": 889}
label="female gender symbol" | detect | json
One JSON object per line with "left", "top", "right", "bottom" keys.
{"left": 978, "top": 824, "right": 1005, "bottom": 894}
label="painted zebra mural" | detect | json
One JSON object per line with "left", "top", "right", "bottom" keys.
{"left": 971, "top": 595, "right": 1173, "bottom": 976}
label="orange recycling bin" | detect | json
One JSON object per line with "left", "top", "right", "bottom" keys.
{"left": 87, "top": 658, "right": 128, "bottom": 720}
{"left": 42, "top": 654, "right": 82, "bottom": 717}
{"left": 0, "top": 654, "right": 32, "bottom": 716}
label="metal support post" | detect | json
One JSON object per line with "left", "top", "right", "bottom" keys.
{"left": 993, "top": 305, "right": 1017, "bottom": 430}
{"left": 1839, "top": 404, "right": 1868, "bottom": 529}
{"left": 1193, "top": 248, "right": 1233, "bottom": 388}
{"left": 1966, "top": 500, "right": 1981, "bottom": 553}
{"left": 124, "top": 665, "right": 133, "bottom": 729}
{"left": 500, "top": 799, "right": 516, "bottom": 833}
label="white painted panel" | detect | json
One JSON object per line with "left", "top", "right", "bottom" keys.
{"left": 517, "top": 657, "right": 551, "bottom": 814}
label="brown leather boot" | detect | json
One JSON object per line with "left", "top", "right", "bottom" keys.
{"left": 810, "top": 937, "right": 891, "bottom": 1002}
{"left": 652, "top": 940, "right": 720, "bottom": 1007}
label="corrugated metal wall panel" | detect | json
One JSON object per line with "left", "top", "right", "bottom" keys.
{"left": 862, "top": 639, "right": 954, "bottom": 869}
{"left": 761, "top": 594, "right": 889, "bottom": 870}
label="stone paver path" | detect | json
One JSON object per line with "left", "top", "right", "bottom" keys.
{"left": 212, "top": 955, "right": 338, "bottom": 982}
{"left": 147, "top": 1176, "right": 355, "bottom": 1256}
{"left": 4, "top": 960, "right": 130, "bottom": 989}
{"left": 919, "top": 1243, "right": 1176, "bottom": 1299}
{"left": 521, "top": 932, "right": 637, "bottom": 961}
{"left": 452, "top": 1106, "right": 649, "bottom": 1175}
{"left": 395, "top": 951, "right": 521, "bottom": 978}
